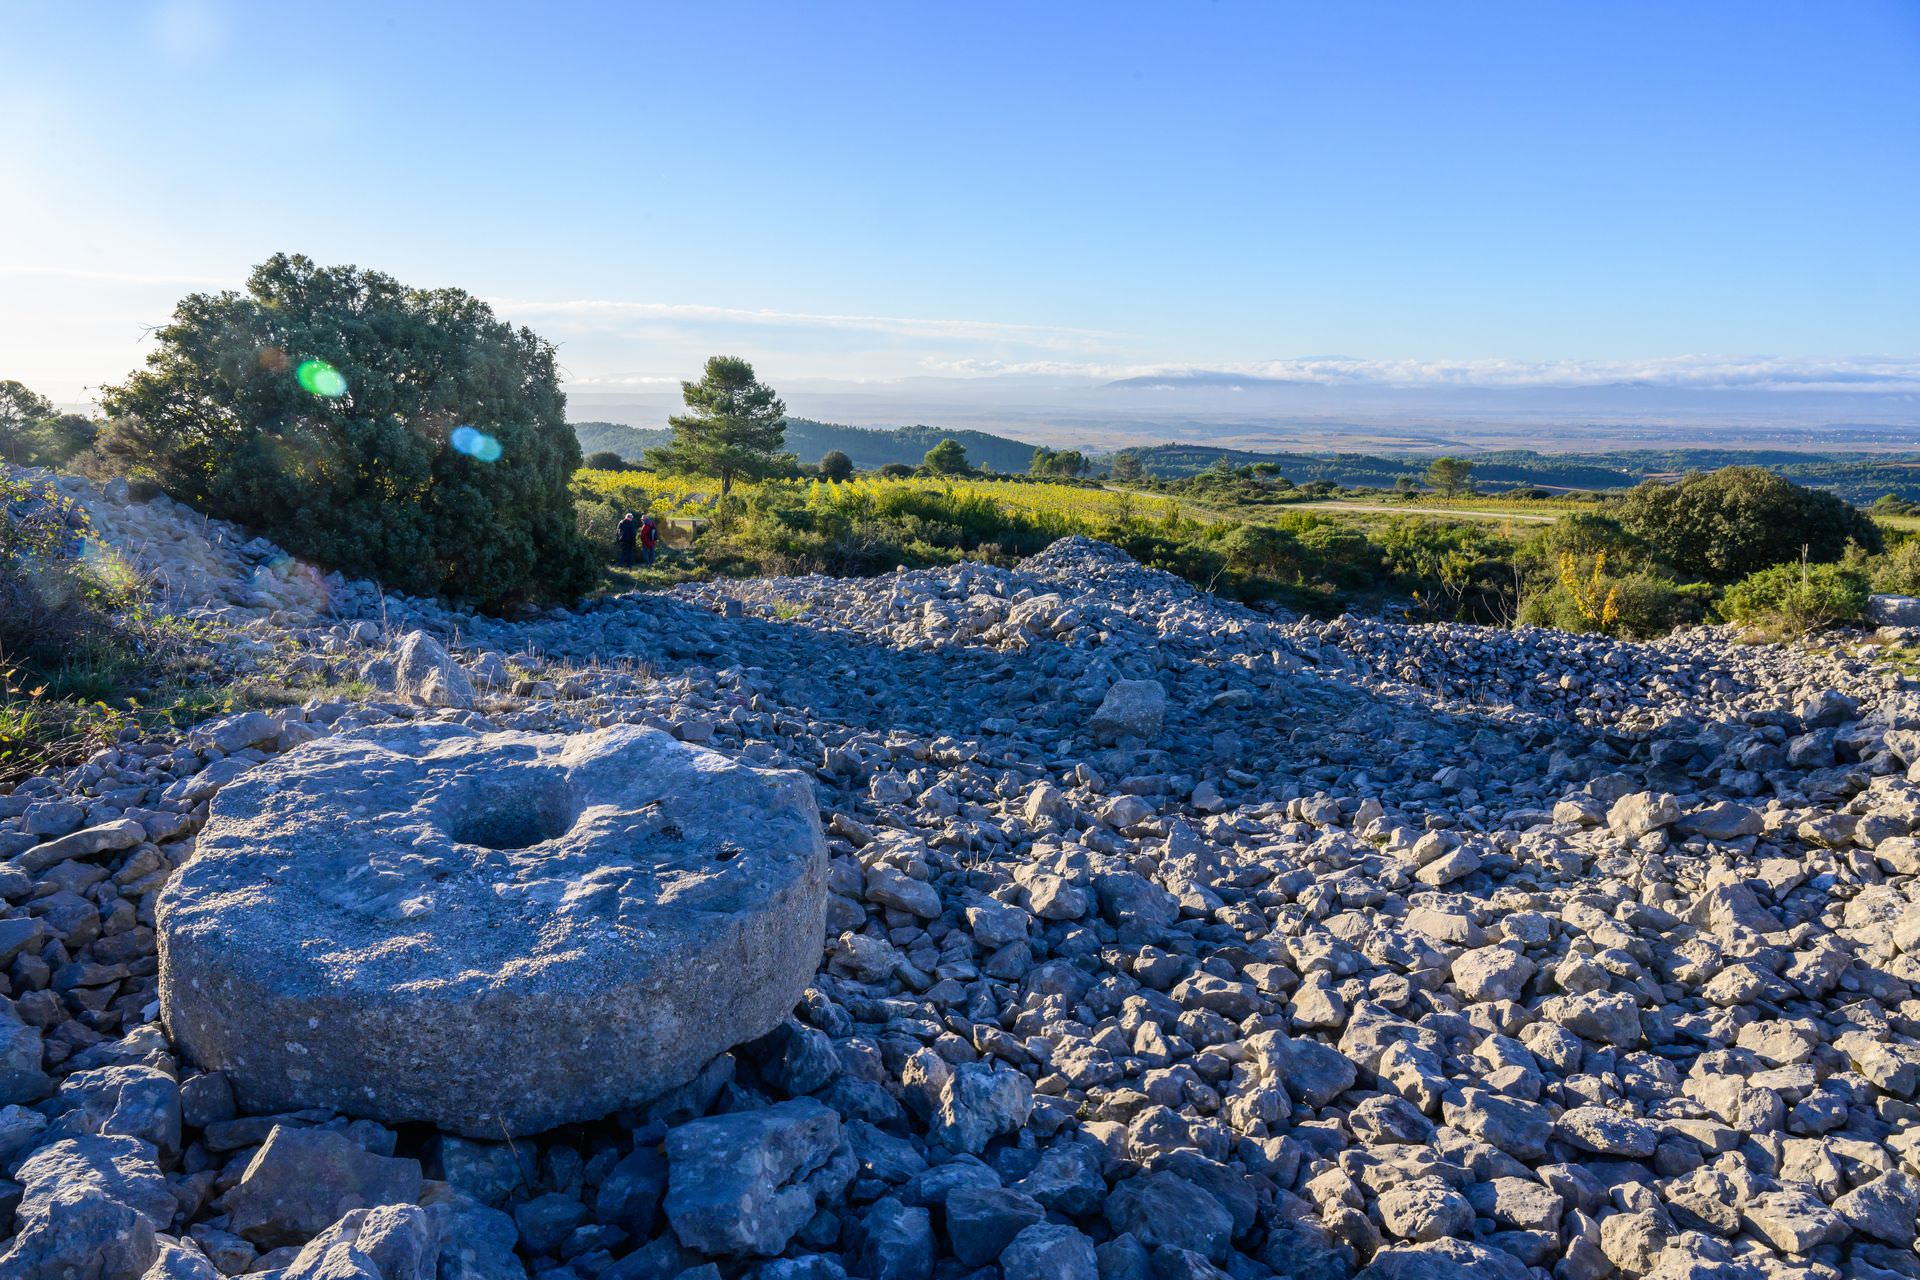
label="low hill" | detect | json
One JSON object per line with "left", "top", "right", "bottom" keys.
{"left": 573, "top": 419, "right": 1038, "bottom": 473}
{"left": 572, "top": 421, "right": 671, "bottom": 463}
{"left": 1120, "top": 443, "right": 1920, "bottom": 502}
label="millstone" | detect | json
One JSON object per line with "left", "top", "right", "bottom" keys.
{"left": 157, "top": 721, "right": 828, "bottom": 1136}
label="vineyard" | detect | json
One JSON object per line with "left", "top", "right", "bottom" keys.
{"left": 572, "top": 468, "right": 1194, "bottom": 530}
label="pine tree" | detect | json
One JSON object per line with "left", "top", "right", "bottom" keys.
{"left": 647, "top": 356, "right": 788, "bottom": 500}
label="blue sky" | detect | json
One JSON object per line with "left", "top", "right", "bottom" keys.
{"left": 3, "top": 0, "right": 1918, "bottom": 406}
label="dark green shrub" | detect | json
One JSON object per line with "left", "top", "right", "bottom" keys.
{"left": 99, "top": 254, "right": 597, "bottom": 610}
{"left": 1520, "top": 571, "right": 1711, "bottom": 638}
{"left": 1616, "top": 467, "right": 1880, "bottom": 583}
{"left": 1867, "top": 539, "right": 1920, "bottom": 595}
{"left": 1721, "top": 562, "right": 1869, "bottom": 635}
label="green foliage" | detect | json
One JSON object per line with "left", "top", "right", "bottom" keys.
{"left": 1217, "top": 523, "right": 1296, "bottom": 574}
{"left": 1721, "top": 560, "right": 1870, "bottom": 635}
{"left": 1520, "top": 571, "right": 1711, "bottom": 638}
{"left": 1424, "top": 456, "right": 1474, "bottom": 498}
{"left": 1616, "top": 466, "right": 1881, "bottom": 583}
{"left": 646, "top": 356, "right": 789, "bottom": 500}
{"left": 1512, "top": 512, "right": 1652, "bottom": 581}
{"left": 0, "top": 476, "right": 135, "bottom": 672}
{"left": 98, "top": 253, "right": 596, "bottom": 610}
{"left": 922, "top": 438, "right": 969, "bottom": 475}
{"left": 583, "top": 450, "right": 629, "bottom": 470}
{"left": 1109, "top": 452, "right": 1146, "bottom": 483}
{"left": 0, "top": 381, "right": 98, "bottom": 468}
{"left": 1868, "top": 539, "right": 1920, "bottom": 595}
{"left": 818, "top": 449, "right": 854, "bottom": 482}
{"left": 878, "top": 462, "right": 914, "bottom": 478}
{"left": 1030, "top": 446, "right": 1089, "bottom": 478}
{"left": 0, "top": 380, "right": 57, "bottom": 468}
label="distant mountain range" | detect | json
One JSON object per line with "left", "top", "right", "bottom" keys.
{"left": 573, "top": 418, "right": 1039, "bottom": 472}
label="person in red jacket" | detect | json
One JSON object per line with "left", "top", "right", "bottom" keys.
{"left": 639, "top": 513, "right": 658, "bottom": 565}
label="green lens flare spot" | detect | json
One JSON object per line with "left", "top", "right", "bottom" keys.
{"left": 295, "top": 359, "right": 348, "bottom": 398}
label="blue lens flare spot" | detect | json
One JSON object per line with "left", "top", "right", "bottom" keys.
{"left": 451, "top": 425, "right": 503, "bottom": 462}
{"left": 294, "top": 359, "right": 347, "bottom": 398}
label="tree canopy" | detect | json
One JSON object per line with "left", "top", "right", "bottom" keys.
{"left": 818, "top": 449, "right": 854, "bottom": 482}
{"left": 0, "top": 381, "right": 96, "bottom": 468}
{"left": 1030, "top": 446, "right": 1088, "bottom": 478}
{"left": 923, "top": 439, "right": 969, "bottom": 475}
{"left": 646, "top": 356, "right": 788, "bottom": 499}
{"left": 99, "top": 253, "right": 597, "bottom": 610}
{"left": 1424, "top": 456, "right": 1474, "bottom": 498}
{"left": 1616, "top": 467, "right": 1881, "bottom": 582}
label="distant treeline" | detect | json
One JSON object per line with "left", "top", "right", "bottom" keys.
{"left": 574, "top": 418, "right": 1037, "bottom": 473}
{"left": 575, "top": 417, "right": 1920, "bottom": 505}
{"left": 1117, "top": 444, "right": 1920, "bottom": 503}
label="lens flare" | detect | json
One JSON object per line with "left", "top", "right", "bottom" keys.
{"left": 451, "top": 425, "right": 503, "bottom": 463}
{"left": 294, "top": 359, "right": 348, "bottom": 398}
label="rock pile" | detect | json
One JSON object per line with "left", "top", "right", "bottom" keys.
{"left": 0, "top": 478, "right": 1917, "bottom": 1279}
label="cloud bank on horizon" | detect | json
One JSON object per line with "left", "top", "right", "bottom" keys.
{"left": 9, "top": 264, "right": 1914, "bottom": 407}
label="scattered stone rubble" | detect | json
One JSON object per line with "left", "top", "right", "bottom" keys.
{"left": 0, "top": 473, "right": 1917, "bottom": 1280}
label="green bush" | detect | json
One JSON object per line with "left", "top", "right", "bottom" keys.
{"left": 1720, "top": 561, "right": 1869, "bottom": 635}
{"left": 99, "top": 254, "right": 597, "bottom": 611}
{"left": 1867, "top": 538, "right": 1920, "bottom": 595}
{"left": 0, "top": 381, "right": 98, "bottom": 469}
{"left": 1616, "top": 466, "right": 1881, "bottom": 583}
{"left": 1520, "top": 571, "right": 1711, "bottom": 638}
{"left": 0, "top": 477, "right": 138, "bottom": 678}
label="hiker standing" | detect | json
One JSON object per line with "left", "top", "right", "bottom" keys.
{"left": 616, "top": 511, "right": 637, "bottom": 567}
{"left": 639, "top": 514, "right": 658, "bottom": 565}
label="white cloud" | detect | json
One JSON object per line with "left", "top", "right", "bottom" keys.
{"left": 1088, "top": 354, "right": 1920, "bottom": 393}
{"left": 486, "top": 296, "right": 1124, "bottom": 351}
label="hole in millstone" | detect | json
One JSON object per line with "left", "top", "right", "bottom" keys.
{"left": 448, "top": 774, "right": 579, "bottom": 850}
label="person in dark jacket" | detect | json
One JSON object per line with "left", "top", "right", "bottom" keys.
{"left": 616, "top": 511, "right": 637, "bottom": 567}
{"left": 639, "top": 514, "right": 658, "bottom": 565}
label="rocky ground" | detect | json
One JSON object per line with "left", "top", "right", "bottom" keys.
{"left": 3, "top": 472, "right": 1920, "bottom": 1280}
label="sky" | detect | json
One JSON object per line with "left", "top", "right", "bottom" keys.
{"left": 3, "top": 0, "right": 1919, "bottom": 419}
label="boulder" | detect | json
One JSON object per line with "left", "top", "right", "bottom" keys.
{"left": 1868, "top": 594, "right": 1920, "bottom": 627}
{"left": 1089, "top": 680, "right": 1167, "bottom": 744}
{"left": 392, "top": 630, "right": 474, "bottom": 709}
{"left": 221, "top": 1126, "right": 424, "bottom": 1248}
{"left": 664, "top": 1098, "right": 851, "bottom": 1256}
{"left": 159, "top": 721, "right": 829, "bottom": 1136}
{"left": 0, "top": 1134, "right": 174, "bottom": 1280}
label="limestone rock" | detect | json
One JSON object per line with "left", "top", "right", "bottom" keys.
{"left": 664, "top": 1099, "right": 851, "bottom": 1256}
{"left": 159, "top": 722, "right": 828, "bottom": 1135}
{"left": 1090, "top": 680, "right": 1167, "bottom": 744}
{"left": 221, "top": 1126, "right": 424, "bottom": 1248}
{"left": 392, "top": 630, "right": 474, "bottom": 708}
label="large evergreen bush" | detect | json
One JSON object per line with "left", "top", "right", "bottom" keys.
{"left": 100, "top": 254, "right": 597, "bottom": 610}
{"left": 1616, "top": 466, "right": 1880, "bottom": 583}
